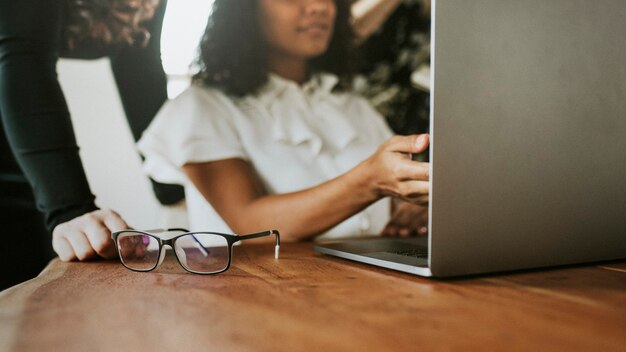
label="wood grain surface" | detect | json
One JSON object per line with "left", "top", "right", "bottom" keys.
{"left": 1, "top": 242, "right": 625, "bottom": 352}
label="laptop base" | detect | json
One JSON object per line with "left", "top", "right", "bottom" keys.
{"left": 314, "top": 237, "right": 432, "bottom": 277}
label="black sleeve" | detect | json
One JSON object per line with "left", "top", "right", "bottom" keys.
{"left": 109, "top": 0, "right": 185, "bottom": 205}
{"left": 0, "top": 0, "right": 98, "bottom": 232}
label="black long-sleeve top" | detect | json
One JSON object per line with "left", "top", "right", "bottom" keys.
{"left": 0, "top": 0, "right": 181, "bottom": 232}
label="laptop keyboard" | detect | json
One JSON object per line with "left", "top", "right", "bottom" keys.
{"left": 392, "top": 247, "right": 429, "bottom": 259}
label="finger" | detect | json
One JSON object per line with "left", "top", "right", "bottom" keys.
{"left": 418, "top": 226, "right": 429, "bottom": 236}
{"left": 397, "top": 181, "right": 430, "bottom": 200}
{"left": 387, "top": 225, "right": 399, "bottom": 236}
{"left": 100, "top": 243, "right": 119, "bottom": 260}
{"left": 84, "top": 223, "right": 118, "bottom": 259}
{"left": 384, "top": 134, "right": 430, "bottom": 154}
{"left": 398, "top": 228, "right": 411, "bottom": 237}
{"left": 397, "top": 160, "right": 430, "bottom": 181}
{"left": 404, "top": 196, "right": 430, "bottom": 206}
{"left": 102, "top": 209, "right": 130, "bottom": 233}
{"left": 398, "top": 194, "right": 430, "bottom": 206}
{"left": 65, "top": 231, "right": 98, "bottom": 261}
{"left": 52, "top": 236, "right": 76, "bottom": 262}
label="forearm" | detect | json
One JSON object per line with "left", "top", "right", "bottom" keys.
{"left": 235, "top": 163, "right": 379, "bottom": 241}
{"left": 185, "top": 159, "right": 381, "bottom": 242}
{"left": 0, "top": 59, "right": 98, "bottom": 231}
{"left": 0, "top": 0, "right": 97, "bottom": 231}
{"left": 352, "top": 0, "right": 402, "bottom": 41}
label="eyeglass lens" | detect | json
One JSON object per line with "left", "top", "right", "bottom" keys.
{"left": 116, "top": 232, "right": 231, "bottom": 273}
{"left": 174, "top": 234, "right": 230, "bottom": 273}
{"left": 116, "top": 232, "right": 160, "bottom": 270}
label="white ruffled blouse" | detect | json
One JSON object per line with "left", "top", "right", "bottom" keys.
{"left": 138, "top": 74, "right": 394, "bottom": 240}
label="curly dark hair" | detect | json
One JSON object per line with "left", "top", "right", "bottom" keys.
{"left": 64, "top": 0, "right": 160, "bottom": 50}
{"left": 193, "top": 0, "right": 355, "bottom": 97}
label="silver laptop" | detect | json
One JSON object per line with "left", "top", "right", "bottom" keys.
{"left": 314, "top": 0, "right": 626, "bottom": 277}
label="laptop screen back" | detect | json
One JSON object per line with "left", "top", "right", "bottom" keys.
{"left": 429, "top": 0, "right": 626, "bottom": 276}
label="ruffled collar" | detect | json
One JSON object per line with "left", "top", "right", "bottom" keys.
{"left": 255, "top": 73, "right": 338, "bottom": 107}
{"left": 247, "top": 73, "right": 357, "bottom": 155}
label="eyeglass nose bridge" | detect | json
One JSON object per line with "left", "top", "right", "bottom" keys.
{"left": 156, "top": 240, "right": 188, "bottom": 264}
{"left": 157, "top": 244, "right": 168, "bottom": 266}
{"left": 160, "top": 237, "right": 221, "bottom": 270}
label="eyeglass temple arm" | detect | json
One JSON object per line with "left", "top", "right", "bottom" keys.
{"left": 237, "top": 230, "right": 281, "bottom": 259}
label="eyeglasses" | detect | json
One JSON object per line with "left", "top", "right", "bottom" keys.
{"left": 111, "top": 228, "right": 280, "bottom": 274}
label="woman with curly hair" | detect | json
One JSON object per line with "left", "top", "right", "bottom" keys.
{"left": 138, "top": 0, "right": 430, "bottom": 242}
{"left": 0, "top": 0, "right": 182, "bottom": 289}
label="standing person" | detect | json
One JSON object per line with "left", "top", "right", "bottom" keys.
{"left": 0, "top": 0, "right": 183, "bottom": 290}
{"left": 138, "top": 0, "right": 430, "bottom": 242}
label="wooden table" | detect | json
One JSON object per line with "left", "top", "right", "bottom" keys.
{"left": 1, "top": 242, "right": 625, "bottom": 352}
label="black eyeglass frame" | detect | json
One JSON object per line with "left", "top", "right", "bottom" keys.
{"left": 111, "top": 228, "right": 280, "bottom": 275}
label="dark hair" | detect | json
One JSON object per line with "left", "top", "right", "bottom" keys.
{"left": 64, "top": 0, "right": 160, "bottom": 50}
{"left": 193, "top": 0, "right": 355, "bottom": 97}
